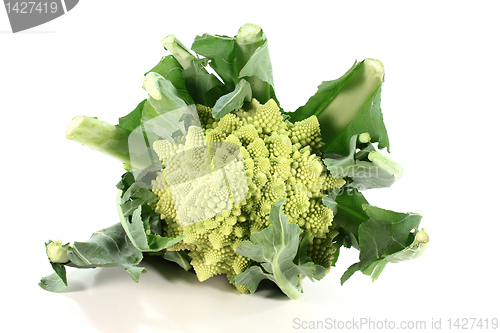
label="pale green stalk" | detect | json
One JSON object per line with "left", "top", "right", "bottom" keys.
{"left": 235, "top": 23, "right": 270, "bottom": 103}
{"left": 161, "top": 35, "right": 194, "bottom": 70}
{"left": 66, "top": 116, "right": 131, "bottom": 165}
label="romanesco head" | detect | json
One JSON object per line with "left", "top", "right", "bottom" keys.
{"left": 151, "top": 98, "right": 345, "bottom": 289}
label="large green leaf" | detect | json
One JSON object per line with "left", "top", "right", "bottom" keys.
{"left": 323, "top": 134, "right": 402, "bottom": 191}
{"left": 323, "top": 188, "right": 370, "bottom": 250}
{"left": 142, "top": 72, "right": 187, "bottom": 122}
{"left": 237, "top": 40, "right": 277, "bottom": 105}
{"left": 289, "top": 59, "right": 389, "bottom": 155}
{"left": 118, "top": 56, "right": 193, "bottom": 132}
{"left": 117, "top": 99, "right": 147, "bottom": 132}
{"left": 68, "top": 224, "right": 144, "bottom": 268}
{"left": 182, "top": 59, "right": 227, "bottom": 107}
{"left": 340, "top": 205, "right": 424, "bottom": 284}
{"left": 361, "top": 228, "right": 429, "bottom": 282}
{"left": 39, "top": 223, "right": 146, "bottom": 292}
{"left": 232, "top": 199, "right": 325, "bottom": 300}
{"left": 324, "top": 85, "right": 388, "bottom": 155}
{"left": 162, "top": 34, "right": 228, "bottom": 107}
{"left": 117, "top": 191, "right": 184, "bottom": 252}
{"left": 192, "top": 33, "right": 236, "bottom": 87}
{"left": 145, "top": 55, "right": 194, "bottom": 104}
{"left": 211, "top": 79, "right": 252, "bottom": 119}
{"left": 162, "top": 251, "right": 192, "bottom": 271}
{"left": 238, "top": 40, "right": 274, "bottom": 88}
{"left": 39, "top": 270, "right": 68, "bottom": 293}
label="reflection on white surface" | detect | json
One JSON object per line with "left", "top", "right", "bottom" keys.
{"left": 26, "top": 248, "right": 369, "bottom": 333}
{"left": 25, "top": 246, "right": 451, "bottom": 333}
{"left": 59, "top": 256, "right": 292, "bottom": 333}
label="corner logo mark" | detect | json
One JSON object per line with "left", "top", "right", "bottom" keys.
{"left": 3, "top": 0, "right": 79, "bottom": 33}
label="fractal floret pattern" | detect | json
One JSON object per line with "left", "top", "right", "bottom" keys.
{"left": 151, "top": 99, "right": 345, "bottom": 291}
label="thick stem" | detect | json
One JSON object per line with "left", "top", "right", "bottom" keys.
{"left": 235, "top": 23, "right": 265, "bottom": 70}
{"left": 415, "top": 228, "right": 429, "bottom": 244}
{"left": 66, "top": 116, "right": 131, "bottom": 165}
{"left": 161, "top": 35, "right": 194, "bottom": 70}
{"left": 235, "top": 23, "right": 270, "bottom": 103}
{"left": 368, "top": 150, "right": 403, "bottom": 181}
{"left": 272, "top": 257, "right": 301, "bottom": 300}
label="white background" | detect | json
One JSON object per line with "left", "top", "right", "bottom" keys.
{"left": 2, "top": 1, "right": 499, "bottom": 332}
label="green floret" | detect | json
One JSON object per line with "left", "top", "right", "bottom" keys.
{"left": 290, "top": 115, "right": 323, "bottom": 151}
{"left": 251, "top": 99, "right": 289, "bottom": 137}
{"left": 214, "top": 113, "right": 242, "bottom": 134}
{"left": 205, "top": 128, "right": 226, "bottom": 144}
{"left": 300, "top": 198, "right": 333, "bottom": 238}
{"left": 246, "top": 138, "right": 269, "bottom": 158}
{"left": 151, "top": 172, "right": 177, "bottom": 221}
{"left": 265, "top": 132, "right": 292, "bottom": 157}
{"left": 232, "top": 253, "right": 251, "bottom": 274}
{"left": 307, "top": 223, "right": 339, "bottom": 270}
{"left": 233, "top": 124, "right": 259, "bottom": 145}
{"left": 224, "top": 134, "right": 242, "bottom": 146}
{"left": 196, "top": 104, "right": 215, "bottom": 129}
{"left": 150, "top": 98, "right": 345, "bottom": 290}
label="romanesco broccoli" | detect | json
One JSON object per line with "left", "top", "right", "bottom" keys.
{"left": 40, "top": 23, "right": 427, "bottom": 299}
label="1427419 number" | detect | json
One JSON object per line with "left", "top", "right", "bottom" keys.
{"left": 5, "top": 1, "right": 58, "bottom": 14}
{"left": 448, "top": 318, "right": 499, "bottom": 330}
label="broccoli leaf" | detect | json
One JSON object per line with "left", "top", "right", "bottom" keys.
{"left": 39, "top": 223, "right": 146, "bottom": 293}
{"left": 120, "top": 183, "right": 156, "bottom": 206}
{"left": 192, "top": 33, "right": 236, "bottom": 88}
{"left": 182, "top": 58, "right": 227, "bottom": 107}
{"left": 117, "top": 191, "right": 184, "bottom": 252}
{"left": 162, "top": 34, "right": 228, "bottom": 107}
{"left": 163, "top": 251, "right": 192, "bottom": 271}
{"left": 231, "top": 198, "right": 325, "bottom": 300}
{"left": 238, "top": 41, "right": 279, "bottom": 106}
{"left": 145, "top": 55, "right": 194, "bottom": 104}
{"left": 191, "top": 28, "right": 279, "bottom": 107}
{"left": 68, "top": 224, "right": 144, "bottom": 268}
{"left": 117, "top": 56, "right": 193, "bottom": 132}
{"left": 361, "top": 228, "right": 429, "bottom": 282}
{"left": 118, "top": 99, "right": 147, "bottom": 132}
{"left": 289, "top": 59, "right": 389, "bottom": 155}
{"left": 323, "top": 134, "right": 402, "bottom": 191}
{"left": 211, "top": 79, "right": 252, "bottom": 119}
{"left": 329, "top": 189, "right": 370, "bottom": 250}
{"left": 39, "top": 270, "right": 68, "bottom": 293}
{"left": 230, "top": 24, "right": 278, "bottom": 106}
{"left": 142, "top": 72, "right": 187, "bottom": 121}
{"left": 118, "top": 72, "right": 190, "bottom": 140}
{"left": 238, "top": 39, "right": 274, "bottom": 89}
{"left": 340, "top": 205, "right": 424, "bottom": 284}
